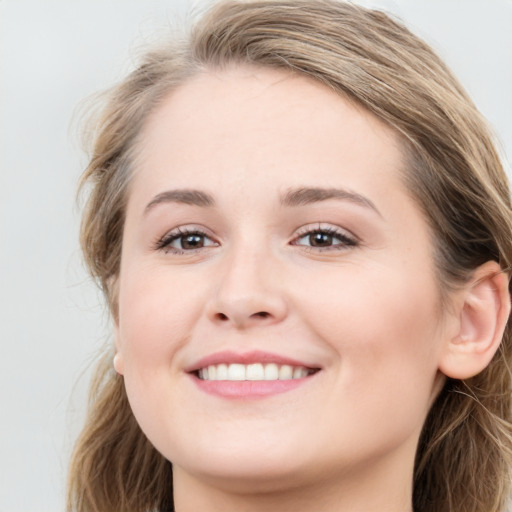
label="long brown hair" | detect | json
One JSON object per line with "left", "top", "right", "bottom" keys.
{"left": 68, "top": 1, "right": 512, "bottom": 511}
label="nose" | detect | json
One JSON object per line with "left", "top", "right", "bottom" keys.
{"left": 206, "top": 245, "right": 288, "bottom": 329}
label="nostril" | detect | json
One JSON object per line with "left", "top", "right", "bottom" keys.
{"left": 215, "top": 311, "right": 270, "bottom": 322}
{"left": 211, "top": 309, "right": 277, "bottom": 325}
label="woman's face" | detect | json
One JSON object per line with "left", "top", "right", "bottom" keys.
{"left": 115, "top": 66, "right": 453, "bottom": 492}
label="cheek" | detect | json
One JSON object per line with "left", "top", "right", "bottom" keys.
{"left": 297, "top": 263, "right": 443, "bottom": 401}
{"left": 117, "top": 266, "right": 207, "bottom": 373}
{"left": 298, "top": 260, "right": 441, "bottom": 345}
{"left": 116, "top": 266, "right": 209, "bottom": 448}
{"left": 290, "top": 267, "right": 444, "bottom": 459}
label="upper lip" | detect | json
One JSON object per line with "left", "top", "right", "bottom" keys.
{"left": 185, "top": 350, "right": 321, "bottom": 373}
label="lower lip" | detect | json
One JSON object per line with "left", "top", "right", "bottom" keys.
{"left": 190, "top": 375, "right": 315, "bottom": 399}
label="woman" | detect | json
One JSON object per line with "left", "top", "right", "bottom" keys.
{"left": 67, "top": 1, "right": 512, "bottom": 511}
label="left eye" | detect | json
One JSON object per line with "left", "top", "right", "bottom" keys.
{"left": 293, "top": 229, "right": 357, "bottom": 249}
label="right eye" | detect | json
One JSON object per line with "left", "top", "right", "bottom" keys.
{"left": 155, "top": 228, "right": 218, "bottom": 254}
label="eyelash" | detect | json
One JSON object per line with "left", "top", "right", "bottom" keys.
{"left": 154, "top": 224, "right": 358, "bottom": 254}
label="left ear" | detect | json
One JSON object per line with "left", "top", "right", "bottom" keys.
{"left": 439, "top": 261, "right": 511, "bottom": 380}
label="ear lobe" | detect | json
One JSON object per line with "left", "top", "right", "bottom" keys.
{"left": 107, "top": 275, "right": 124, "bottom": 375}
{"left": 113, "top": 352, "right": 125, "bottom": 375}
{"left": 439, "top": 261, "right": 511, "bottom": 380}
{"left": 113, "top": 322, "right": 125, "bottom": 375}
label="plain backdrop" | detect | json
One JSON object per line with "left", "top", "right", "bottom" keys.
{"left": 1, "top": 1, "right": 511, "bottom": 511}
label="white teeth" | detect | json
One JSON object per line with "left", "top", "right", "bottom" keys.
{"left": 227, "top": 363, "right": 246, "bottom": 380}
{"left": 293, "top": 366, "right": 308, "bottom": 379}
{"left": 279, "top": 364, "right": 293, "bottom": 380}
{"left": 198, "top": 363, "right": 313, "bottom": 381}
{"left": 246, "top": 363, "right": 264, "bottom": 380}
{"left": 216, "top": 363, "right": 228, "bottom": 380}
{"left": 264, "top": 363, "right": 279, "bottom": 380}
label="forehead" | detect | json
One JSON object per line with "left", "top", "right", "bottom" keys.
{"left": 133, "top": 65, "right": 408, "bottom": 208}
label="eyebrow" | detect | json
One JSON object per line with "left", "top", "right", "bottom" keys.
{"left": 281, "top": 187, "right": 381, "bottom": 216}
{"left": 145, "top": 189, "right": 215, "bottom": 213}
{"left": 144, "top": 186, "right": 381, "bottom": 216}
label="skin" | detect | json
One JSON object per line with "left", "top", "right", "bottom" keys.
{"left": 114, "top": 66, "right": 479, "bottom": 512}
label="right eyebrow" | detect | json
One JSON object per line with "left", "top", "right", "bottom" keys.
{"left": 144, "top": 189, "right": 215, "bottom": 214}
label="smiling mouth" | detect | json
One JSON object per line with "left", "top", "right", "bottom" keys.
{"left": 196, "top": 363, "right": 319, "bottom": 381}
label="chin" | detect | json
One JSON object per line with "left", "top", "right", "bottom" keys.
{"left": 169, "top": 432, "right": 316, "bottom": 491}
{"left": 178, "top": 455, "right": 311, "bottom": 494}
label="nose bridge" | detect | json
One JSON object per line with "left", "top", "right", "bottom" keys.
{"left": 208, "top": 235, "right": 287, "bottom": 327}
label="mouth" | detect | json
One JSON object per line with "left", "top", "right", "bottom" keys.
{"left": 187, "top": 350, "right": 321, "bottom": 398}
{"left": 195, "top": 363, "right": 318, "bottom": 381}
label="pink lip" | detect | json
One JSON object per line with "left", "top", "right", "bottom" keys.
{"left": 191, "top": 377, "right": 313, "bottom": 399}
{"left": 185, "top": 350, "right": 319, "bottom": 373}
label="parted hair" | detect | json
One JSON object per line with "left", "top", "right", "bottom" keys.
{"left": 68, "top": 1, "right": 512, "bottom": 511}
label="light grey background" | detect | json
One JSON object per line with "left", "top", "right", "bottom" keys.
{"left": 1, "top": 1, "right": 511, "bottom": 511}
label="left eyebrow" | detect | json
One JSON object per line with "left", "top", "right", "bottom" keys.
{"left": 280, "top": 187, "right": 382, "bottom": 217}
